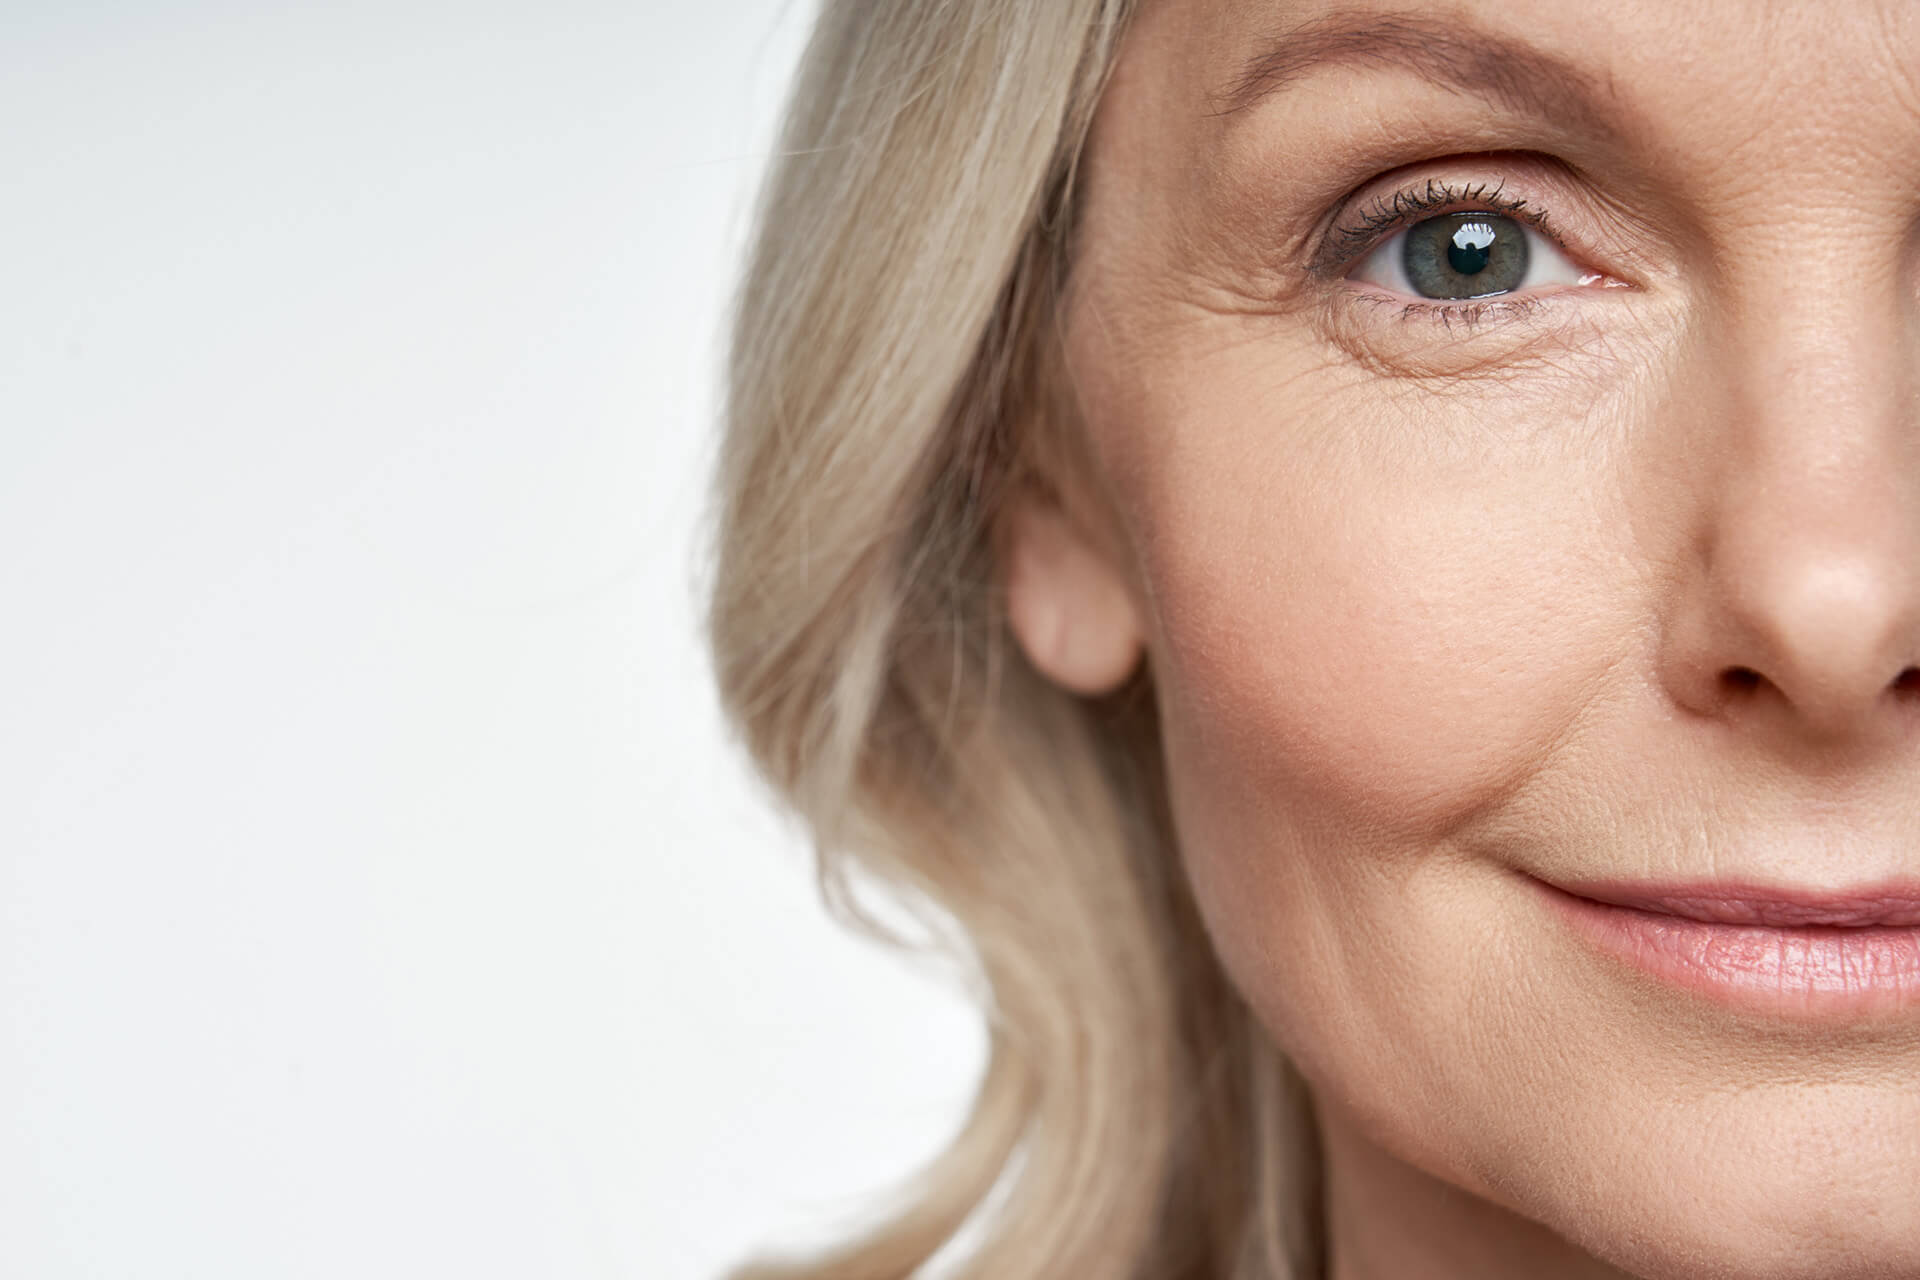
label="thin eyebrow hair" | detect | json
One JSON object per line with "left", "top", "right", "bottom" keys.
{"left": 1215, "top": 10, "right": 1618, "bottom": 137}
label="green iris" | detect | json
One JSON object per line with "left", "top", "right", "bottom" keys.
{"left": 1403, "top": 213, "right": 1529, "bottom": 299}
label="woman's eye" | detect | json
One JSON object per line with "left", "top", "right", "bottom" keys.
{"left": 1348, "top": 211, "right": 1585, "bottom": 301}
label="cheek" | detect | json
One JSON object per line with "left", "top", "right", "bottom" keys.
{"left": 1100, "top": 351, "right": 1651, "bottom": 1116}
{"left": 1137, "top": 420, "right": 1631, "bottom": 851}
{"left": 1103, "top": 387, "right": 1649, "bottom": 1225}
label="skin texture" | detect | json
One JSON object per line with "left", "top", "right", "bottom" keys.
{"left": 1000, "top": 1, "right": 1920, "bottom": 1277}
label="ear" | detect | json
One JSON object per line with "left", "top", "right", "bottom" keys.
{"left": 998, "top": 491, "right": 1145, "bottom": 696}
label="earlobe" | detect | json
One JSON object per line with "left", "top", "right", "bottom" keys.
{"left": 999, "top": 494, "right": 1145, "bottom": 696}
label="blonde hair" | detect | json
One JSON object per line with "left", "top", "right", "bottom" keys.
{"left": 707, "top": 2, "right": 1322, "bottom": 1275}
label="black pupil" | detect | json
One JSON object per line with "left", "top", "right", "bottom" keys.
{"left": 1446, "top": 222, "right": 1495, "bottom": 275}
{"left": 1402, "top": 212, "right": 1528, "bottom": 300}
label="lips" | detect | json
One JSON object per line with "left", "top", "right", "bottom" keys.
{"left": 1535, "top": 877, "right": 1920, "bottom": 1017}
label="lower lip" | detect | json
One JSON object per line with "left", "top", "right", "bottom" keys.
{"left": 1539, "top": 883, "right": 1920, "bottom": 1018}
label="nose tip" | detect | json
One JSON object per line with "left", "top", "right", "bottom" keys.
{"left": 1662, "top": 445, "right": 1920, "bottom": 743}
{"left": 1705, "top": 552, "right": 1920, "bottom": 737}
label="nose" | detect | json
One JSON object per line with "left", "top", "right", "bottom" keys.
{"left": 1658, "top": 285, "right": 1920, "bottom": 749}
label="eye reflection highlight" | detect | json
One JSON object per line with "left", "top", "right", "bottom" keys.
{"left": 1446, "top": 220, "right": 1497, "bottom": 274}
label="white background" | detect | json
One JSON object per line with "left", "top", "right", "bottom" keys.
{"left": 2, "top": 3, "right": 983, "bottom": 1276}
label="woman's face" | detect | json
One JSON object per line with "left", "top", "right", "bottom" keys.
{"left": 1004, "top": 0, "right": 1920, "bottom": 1275}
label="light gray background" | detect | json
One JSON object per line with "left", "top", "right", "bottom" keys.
{"left": 2, "top": 4, "right": 983, "bottom": 1276}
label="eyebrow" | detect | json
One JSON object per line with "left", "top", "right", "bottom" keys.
{"left": 1215, "top": 11, "right": 1618, "bottom": 137}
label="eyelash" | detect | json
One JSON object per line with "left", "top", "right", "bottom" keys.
{"left": 1319, "top": 177, "right": 1571, "bottom": 324}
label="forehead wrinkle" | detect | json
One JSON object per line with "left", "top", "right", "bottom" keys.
{"left": 1212, "top": 8, "right": 1623, "bottom": 140}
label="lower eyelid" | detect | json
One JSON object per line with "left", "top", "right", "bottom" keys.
{"left": 1314, "top": 289, "right": 1596, "bottom": 381}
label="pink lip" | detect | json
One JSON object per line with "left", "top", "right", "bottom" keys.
{"left": 1536, "top": 878, "right": 1920, "bottom": 1018}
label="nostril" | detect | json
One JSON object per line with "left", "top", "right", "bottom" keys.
{"left": 1895, "top": 668, "right": 1920, "bottom": 695}
{"left": 1722, "top": 666, "right": 1763, "bottom": 694}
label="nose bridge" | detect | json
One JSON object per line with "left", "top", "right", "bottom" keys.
{"left": 1731, "top": 263, "right": 1910, "bottom": 539}
{"left": 1669, "top": 217, "right": 1920, "bottom": 741}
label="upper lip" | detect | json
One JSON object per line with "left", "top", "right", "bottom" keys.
{"left": 1547, "top": 880, "right": 1920, "bottom": 927}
